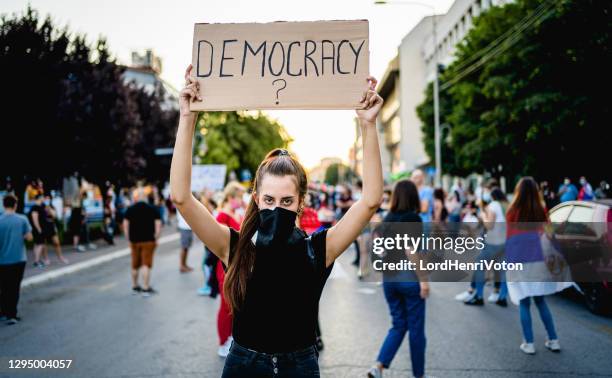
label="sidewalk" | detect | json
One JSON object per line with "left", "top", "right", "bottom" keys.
{"left": 21, "top": 225, "right": 179, "bottom": 288}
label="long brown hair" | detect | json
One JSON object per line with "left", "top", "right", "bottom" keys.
{"left": 390, "top": 179, "right": 420, "bottom": 214}
{"left": 223, "top": 149, "right": 308, "bottom": 314}
{"left": 507, "top": 177, "right": 547, "bottom": 222}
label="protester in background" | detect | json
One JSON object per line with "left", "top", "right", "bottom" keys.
{"left": 368, "top": 179, "right": 428, "bottom": 378}
{"left": 102, "top": 196, "right": 115, "bottom": 245}
{"left": 411, "top": 169, "right": 433, "bottom": 223}
{"left": 176, "top": 207, "right": 194, "bottom": 273}
{"left": 461, "top": 200, "right": 479, "bottom": 224}
{"left": 336, "top": 185, "right": 361, "bottom": 266}
{"left": 557, "top": 177, "right": 578, "bottom": 203}
{"left": 379, "top": 188, "right": 392, "bottom": 218}
{"left": 124, "top": 190, "right": 162, "bottom": 297}
{"left": 595, "top": 180, "right": 610, "bottom": 199}
{"left": 115, "top": 188, "right": 131, "bottom": 230}
{"left": 299, "top": 192, "right": 321, "bottom": 235}
{"left": 446, "top": 189, "right": 462, "bottom": 223}
{"left": 450, "top": 179, "right": 465, "bottom": 204}
{"left": 25, "top": 179, "right": 43, "bottom": 202}
{"left": 29, "top": 194, "right": 68, "bottom": 266}
{"left": 198, "top": 193, "right": 217, "bottom": 296}
{"left": 539, "top": 181, "right": 558, "bottom": 211}
{"left": 41, "top": 194, "right": 68, "bottom": 264}
{"left": 214, "top": 182, "right": 245, "bottom": 357}
{"left": 317, "top": 192, "right": 336, "bottom": 230}
{"left": 432, "top": 188, "right": 448, "bottom": 222}
{"left": 506, "top": 177, "right": 561, "bottom": 355}
{"left": 453, "top": 200, "right": 480, "bottom": 302}
{"left": 578, "top": 176, "right": 594, "bottom": 201}
{"left": 69, "top": 193, "right": 87, "bottom": 252}
{"left": 0, "top": 195, "right": 33, "bottom": 325}
{"left": 465, "top": 187, "right": 508, "bottom": 306}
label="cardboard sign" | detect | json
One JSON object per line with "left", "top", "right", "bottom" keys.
{"left": 191, "top": 164, "right": 227, "bottom": 192}
{"left": 190, "top": 20, "right": 369, "bottom": 111}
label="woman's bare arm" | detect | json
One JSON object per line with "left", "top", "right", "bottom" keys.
{"left": 170, "top": 65, "right": 230, "bottom": 265}
{"left": 326, "top": 77, "right": 384, "bottom": 267}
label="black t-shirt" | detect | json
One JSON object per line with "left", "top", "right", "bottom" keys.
{"left": 124, "top": 202, "right": 160, "bottom": 242}
{"left": 29, "top": 204, "right": 49, "bottom": 233}
{"left": 383, "top": 210, "right": 422, "bottom": 223}
{"left": 380, "top": 210, "right": 422, "bottom": 281}
{"left": 226, "top": 227, "right": 333, "bottom": 353}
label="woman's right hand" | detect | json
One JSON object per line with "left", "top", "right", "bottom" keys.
{"left": 179, "top": 64, "right": 202, "bottom": 118}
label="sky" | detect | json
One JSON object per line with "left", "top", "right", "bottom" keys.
{"left": 3, "top": 0, "right": 454, "bottom": 169}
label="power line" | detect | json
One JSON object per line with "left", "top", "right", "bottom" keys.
{"left": 448, "top": 0, "right": 554, "bottom": 75}
{"left": 440, "top": 2, "right": 557, "bottom": 91}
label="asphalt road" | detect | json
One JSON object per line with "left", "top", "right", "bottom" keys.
{"left": 1, "top": 236, "right": 612, "bottom": 378}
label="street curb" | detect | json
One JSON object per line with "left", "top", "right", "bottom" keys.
{"left": 21, "top": 233, "right": 180, "bottom": 289}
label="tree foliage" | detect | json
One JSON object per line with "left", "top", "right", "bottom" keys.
{"left": 0, "top": 6, "right": 178, "bottom": 194}
{"left": 417, "top": 0, "right": 611, "bottom": 184}
{"left": 324, "top": 163, "right": 355, "bottom": 186}
{"left": 195, "top": 111, "right": 291, "bottom": 179}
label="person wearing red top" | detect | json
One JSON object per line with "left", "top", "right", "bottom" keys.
{"left": 215, "top": 182, "right": 245, "bottom": 358}
{"left": 505, "top": 177, "right": 561, "bottom": 355}
{"left": 299, "top": 193, "right": 321, "bottom": 235}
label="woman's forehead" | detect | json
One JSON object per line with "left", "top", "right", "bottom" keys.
{"left": 258, "top": 175, "right": 298, "bottom": 197}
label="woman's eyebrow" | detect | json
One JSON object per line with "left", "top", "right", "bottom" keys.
{"left": 281, "top": 196, "right": 295, "bottom": 200}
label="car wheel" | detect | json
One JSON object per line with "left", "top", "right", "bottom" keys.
{"left": 583, "top": 283, "right": 610, "bottom": 315}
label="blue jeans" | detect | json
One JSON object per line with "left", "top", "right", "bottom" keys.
{"left": 519, "top": 296, "right": 558, "bottom": 343}
{"left": 222, "top": 341, "right": 319, "bottom": 377}
{"left": 377, "top": 282, "right": 426, "bottom": 377}
{"left": 473, "top": 243, "right": 507, "bottom": 300}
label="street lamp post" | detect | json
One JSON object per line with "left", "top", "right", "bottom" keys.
{"left": 375, "top": 0, "right": 441, "bottom": 187}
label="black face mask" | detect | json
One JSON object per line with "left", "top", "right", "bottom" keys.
{"left": 256, "top": 207, "right": 298, "bottom": 248}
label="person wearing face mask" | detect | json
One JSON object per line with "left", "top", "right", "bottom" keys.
{"left": 577, "top": 176, "right": 594, "bottom": 201}
{"left": 171, "top": 65, "right": 383, "bottom": 377}
{"left": 557, "top": 177, "right": 578, "bottom": 203}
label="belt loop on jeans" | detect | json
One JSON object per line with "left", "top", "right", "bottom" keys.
{"left": 232, "top": 341, "right": 259, "bottom": 367}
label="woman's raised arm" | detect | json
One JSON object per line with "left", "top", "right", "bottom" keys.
{"left": 170, "top": 65, "right": 231, "bottom": 265}
{"left": 325, "top": 76, "right": 384, "bottom": 267}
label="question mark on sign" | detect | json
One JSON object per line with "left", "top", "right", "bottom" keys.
{"left": 272, "top": 79, "right": 287, "bottom": 105}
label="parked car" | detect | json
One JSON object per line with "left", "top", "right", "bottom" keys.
{"left": 549, "top": 200, "right": 612, "bottom": 314}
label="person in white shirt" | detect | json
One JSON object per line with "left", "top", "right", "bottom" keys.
{"left": 465, "top": 187, "right": 508, "bottom": 306}
{"left": 176, "top": 209, "right": 193, "bottom": 273}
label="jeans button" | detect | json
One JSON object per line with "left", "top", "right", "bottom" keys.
{"left": 273, "top": 367, "right": 279, "bottom": 374}
{"left": 272, "top": 356, "right": 277, "bottom": 363}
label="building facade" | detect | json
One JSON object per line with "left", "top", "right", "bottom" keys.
{"left": 378, "top": 0, "right": 510, "bottom": 178}
{"left": 122, "top": 49, "right": 179, "bottom": 111}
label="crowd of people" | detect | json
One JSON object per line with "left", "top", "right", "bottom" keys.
{"left": 0, "top": 166, "right": 608, "bottom": 376}
{"left": 0, "top": 176, "right": 173, "bottom": 322}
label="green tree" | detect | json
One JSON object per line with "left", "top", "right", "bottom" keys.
{"left": 417, "top": 0, "right": 611, "bottom": 184}
{"left": 195, "top": 111, "right": 291, "bottom": 179}
{"left": 324, "top": 163, "right": 354, "bottom": 185}
{"left": 0, "top": 6, "right": 179, "bottom": 195}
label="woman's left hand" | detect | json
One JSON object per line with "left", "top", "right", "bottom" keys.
{"left": 419, "top": 281, "right": 430, "bottom": 299}
{"left": 356, "top": 76, "right": 383, "bottom": 124}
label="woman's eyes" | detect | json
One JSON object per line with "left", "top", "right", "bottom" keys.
{"left": 263, "top": 198, "right": 292, "bottom": 206}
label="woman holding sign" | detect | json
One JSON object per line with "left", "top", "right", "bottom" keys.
{"left": 171, "top": 64, "right": 383, "bottom": 377}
